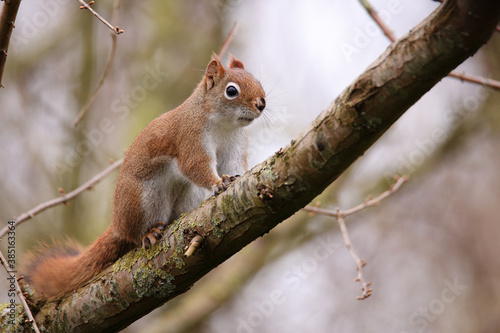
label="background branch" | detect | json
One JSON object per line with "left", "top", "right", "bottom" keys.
{"left": 217, "top": 22, "right": 238, "bottom": 59}
{"left": 77, "top": 0, "right": 124, "bottom": 35}
{"left": 74, "top": 0, "right": 123, "bottom": 127}
{"left": 337, "top": 215, "right": 372, "bottom": 300}
{"left": 303, "top": 176, "right": 408, "bottom": 218}
{"left": 303, "top": 176, "right": 408, "bottom": 300}
{"left": 358, "top": 0, "right": 397, "bottom": 41}
{"left": 0, "top": 0, "right": 21, "bottom": 88}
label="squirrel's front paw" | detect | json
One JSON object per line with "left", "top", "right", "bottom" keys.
{"left": 212, "top": 174, "right": 240, "bottom": 195}
{"left": 142, "top": 221, "right": 167, "bottom": 249}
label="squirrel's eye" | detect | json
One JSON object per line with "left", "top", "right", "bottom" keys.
{"left": 224, "top": 82, "right": 240, "bottom": 100}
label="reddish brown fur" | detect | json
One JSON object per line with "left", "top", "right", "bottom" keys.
{"left": 23, "top": 55, "right": 265, "bottom": 299}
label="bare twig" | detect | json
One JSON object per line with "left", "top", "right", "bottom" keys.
{"left": 74, "top": 0, "right": 122, "bottom": 127}
{"left": 0, "top": 248, "right": 41, "bottom": 333}
{"left": 303, "top": 176, "right": 408, "bottom": 218}
{"left": 358, "top": 0, "right": 397, "bottom": 41}
{"left": 447, "top": 71, "right": 500, "bottom": 90}
{"left": 0, "top": 0, "right": 21, "bottom": 88}
{"left": 77, "top": 0, "right": 124, "bottom": 35}
{"left": 218, "top": 22, "right": 238, "bottom": 58}
{"left": 303, "top": 176, "right": 409, "bottom": 299}
{"left": 358, "top": 0, "right": 500, "bottom": 91}
{"left": 0, "top": 158, "right": 123, "bottom": 239}
{"left": 337, "top": 214, "right": 371, "bottom": 300}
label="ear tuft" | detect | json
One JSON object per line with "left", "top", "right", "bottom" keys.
{"left": 228, "top": 55, "right": 245, "bottom": 69}
{"left": 205, "top": 54, "right": 225, "bottom": 90}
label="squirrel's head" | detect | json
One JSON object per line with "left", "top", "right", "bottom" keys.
{"left": 203, "top": 55, "right": 266, "bottom": 128}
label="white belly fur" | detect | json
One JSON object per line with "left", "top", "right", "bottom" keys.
{"left": 140, "top": 158, "right": 211, "bottom": 234}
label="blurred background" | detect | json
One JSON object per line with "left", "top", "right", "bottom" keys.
{"left": 1, "top": 1, "right": 500, "bottom": 332}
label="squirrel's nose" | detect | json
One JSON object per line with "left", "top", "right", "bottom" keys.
{"left": 255, "top": 97, "right": 266, "bottom": 112}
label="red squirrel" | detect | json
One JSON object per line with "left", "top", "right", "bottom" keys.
{"left": 23, "top": 55, "right": 266, "bottom": 299}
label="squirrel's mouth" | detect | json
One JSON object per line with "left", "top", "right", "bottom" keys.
{"left": 238, "top": 117, "right": 254, "bottom": 122}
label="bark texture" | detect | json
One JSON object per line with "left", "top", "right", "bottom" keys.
{"left": 0, "top": 0, "right": 21, "bottom": 87}
{"left": 4, "top": 0, "right": 500, "bottom": 332}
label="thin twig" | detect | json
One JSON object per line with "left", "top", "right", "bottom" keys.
{"left": 74, "top": 0, "right": 122, "bottom": 127}
{"left": 0, "top": 158, "right": 123, "bottom": 239}
{"left": 0, "top": 249, "right": 41, "bottom": 333}
{"left": 358, "top": 0, "right": 500, "bottom": 91}
{"left": 447, "top": 71, "right": 500, "bottom": 90}
{"left": 303, "top": 175, "right": 408, "bottom": 218}
{"left": 77, "top": 0, "right": 124, "bottom": 35}
{"left": 0, "top": 0, "right": 22, "bottom": 88}
{"left": 358, "top": 0, "right": 397, "bottom": 42}
{"left": 337, "top": 214, "right": 371, "bottom": 300}
{"left": 218, "top": 22, "right": 238, "bottom": 58}
{"left": 302, "top": 175, "right": 409, "bottom": 300}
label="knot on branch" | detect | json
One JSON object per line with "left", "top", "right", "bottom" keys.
{"left": 257, "top": 185, "right": 274, "bottom": 201}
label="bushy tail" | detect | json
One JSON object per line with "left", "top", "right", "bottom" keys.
{"left": 23, "top": 229, "right": 135, "bottom": 299}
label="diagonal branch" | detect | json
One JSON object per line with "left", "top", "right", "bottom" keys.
{"left": 10, "top": 0, "right": 500, "bottom": 331}
{"left": 217, "top": 22, "right": 238, "bottom": 58}
{"left": 358, "top": 0, "right": 397, "bottom": 41}
{"left": 77, "top": 0, "right": 124, "bottom": 35}
{"left": 0, "top": 0, "right": 21, "bottom": 88}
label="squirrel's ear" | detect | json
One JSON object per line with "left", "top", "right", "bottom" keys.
{"left": 205, "top": 55, "right": 225, "bottom": 90}
{"left": 228, "top": 55, "right": 245, "bottom": 69}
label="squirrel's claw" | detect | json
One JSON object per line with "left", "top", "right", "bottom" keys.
{"left": 212, "top": 174, "right": 240, "bottom": 195}
{"left": 142, "top": 221, "right": 167, "bottom": 249}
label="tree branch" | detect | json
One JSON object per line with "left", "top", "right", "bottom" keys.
{"left": 304, "top": 175, "right": 409, "bottom": 300}
{"left": 303, "top": 175, "right": 408, "bottom": 218}
{"left": 217, "top": 22, "right": 238, "bottom": 58}
{"left": 77, "top": 0, "right": 124, "bottom": 35}
{"left": 0, "top": 0, "right": 21, "bottom": 88}
{"left": 9, "top": 0, "right": 500, "bottom": 331}
{"left": 358, "top": 0, "right": 397, "bottom": 41}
